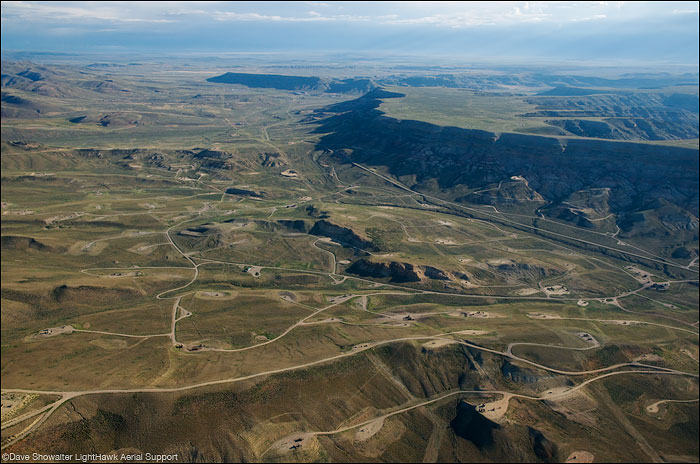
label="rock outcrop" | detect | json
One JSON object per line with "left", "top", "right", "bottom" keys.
{"left": 346, "top": 259, "right": 420, "bottom": 282}
{"left": 346, "top": 258, "right": 464, "bottom": 284}
{"left": 225, "top": 187, "right": 265, "bottom": 198}
{"left": 500, "top": 359, "right": 554, "bottom": 384}
{"left": 1, "top": 235, "right": 50, "bottom": 251}
{"left": 309, "top": 220, "right": 375, "bottom": 251}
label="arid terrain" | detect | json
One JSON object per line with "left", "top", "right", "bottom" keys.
{"left": 1, "top": 57, "right": 698, "bottom": 462}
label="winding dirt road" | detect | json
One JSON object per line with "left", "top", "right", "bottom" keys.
{"left": 4, "top": 163, "right": 698, "bottom": 456}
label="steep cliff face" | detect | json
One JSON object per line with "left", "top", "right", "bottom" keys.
{"left": 309, "top": 220, "right": 375, "bottom": 251}
{"left": 313, "top": 91, "right": 699, "bottom": 254}
{"left": 317, "top": 103, "right": 697, "bottom": 211}
{"left": 346, "top": 258, "right": 471, "bottom": 284}
{"left": 346, "top": 259, "right": 421, "bottom": 282}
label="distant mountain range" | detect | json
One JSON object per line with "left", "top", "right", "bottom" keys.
{"left": 206, "top": 72, "right": 377, "bottom": 94}
{"left": 205, "top": 70, "right": 699, "bottom": 93}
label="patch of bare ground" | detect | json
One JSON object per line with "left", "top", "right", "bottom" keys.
{"left": 565, "top": 451, "right": 595, "bottom": 463}
{"left": 264, "top": 433, "right": 320, "bottom": 460}
{"left": 353, "top": 417, "right": 384, "bottom": 442}
{"left": 194, "top": 290, "right": 236, "bottom": 300}
{"left": 450, "top": 310, "right": 505, "bottom": 319}
{"left": 475, "top": 394, "right": 512, "bottom": 422}
{"left": 541, "top": 284, "right": 570, "bottom": 296}
{"left": 26, "top": 325, "right": 74, "bottom": 341}
{"left": 516, "top": 287, "right": 541, "bottom": 296}
{"left": 107, "top": 271, "right": 143, "bottom": 278}
{"left": 527, "top": 312, "right": 562, "bottom": 320}
{"left": 68, "top": 240, "right": 108, "bottom": 256}
{"left": 422, "top": 339, "right": 458, "bottom": 350}
{"left": 326, "top": 294, "right": 357, "bottom": 304}
{"left": 278, "top": 291, "right": 298, "bottom": 302}
{"left": 1, "top": 394, "right": 38, "bottom": 421}
{"left": 245, "top": 266, "right": 263, "bottom": 277}
{"left": 280, "top": 169, "right": 299, "bottom": 178}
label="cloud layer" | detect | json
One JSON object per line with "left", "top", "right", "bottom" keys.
{"left": 2, "top": 1, "right": 698, "bottom": 63}
{"left": 3, "top": 1, "right": 697, "bottom": 27}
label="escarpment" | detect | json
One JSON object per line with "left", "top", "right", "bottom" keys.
{"left": 313, "top": 90, "right": 699, "bottom": 256}
{"left": 314, "top": 93, "right": 698, "bottom": 214}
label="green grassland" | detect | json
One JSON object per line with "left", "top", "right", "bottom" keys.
{"left": 378, "top": 85, "right": 700, "bottom": 149}
{"left": 379, "top": 86, "right": 552, "bottom": 134}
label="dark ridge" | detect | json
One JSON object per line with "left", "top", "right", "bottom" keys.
{"left": 450, "top": 400, "right": 500, "bottom": 449}
{"left": 311, "top": 89, "right": 698, "bottom": 263}
{"left": 312, "top": 90, "right": 699, "bottom": 215}
{"left": 1, "top": 235, "right": 50, "bottom": 251}
{"left": 225, "top": 187, "right": 265, "bottom": 198}
{"left": 345, "top": 259, "right": 421, "bottom": 283}
{"left": 326, "top": 78, "right": 376, "bottom": 94}
{"left": 529, "top": 427, "right": 558, "bottom": 462}
{"left": 17, "top": 69, "right": 44, "bottom": 82}
{"left": 192, "top": 149, "right": 231, "bottom": 160}
{"left": 1, "top": 93, "right": 27, "bottom": 104}
{"left": 309, "top": 220, "right": 375, "bottom": 251}
{"left": 206, "top": 72, "right": 378, "bottom": 94}
{"left": 319, "top": 87, "right": 404, "bottom": 114}
{"left": 206, "top": 72, "right": 321, "bottom": 90}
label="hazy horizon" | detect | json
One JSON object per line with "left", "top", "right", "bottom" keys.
{"left": 2, "top": 1, "right": 699, "bottom": 66}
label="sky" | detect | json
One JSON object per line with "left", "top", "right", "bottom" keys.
{"left": 1, "top": 1, "right": 698, "bottom": 64}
